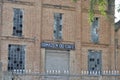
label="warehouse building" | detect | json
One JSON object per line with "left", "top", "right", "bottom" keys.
{"left": 0, "top": 0, "right": 118, "bottom": 80}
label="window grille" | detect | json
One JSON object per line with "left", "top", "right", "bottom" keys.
{"left": 13, "top": 8, "right": 23, "bottom": 37}
{"left": 91, "top": 17, "right": 99, "bottom": 43}
{"left": 8, "top": 44, "right": 25, "bottom": 73}
{"left": 88, "top": 50, "right": 102, "bottom": 75}
{"left": 54, "top": 13, "right": 63, "bottom": 40}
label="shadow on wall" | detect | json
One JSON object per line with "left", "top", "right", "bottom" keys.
{"left": 115, "top": 20, "right": 120, "bottom": 32}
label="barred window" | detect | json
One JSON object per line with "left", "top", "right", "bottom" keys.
{"left": 91, "top": 17, "right": 99, "bottom": 43}
{"left": 8, "top": 44, "right": 25, "bottom": 73}
{"left": 13, "top": 8, "right": 23, "bottom": 37}
{"left": 54, "top": 13, "right": 63, "bottom": 40}
{"left": 88, "top": 50, "right": 102, "bottom": 75}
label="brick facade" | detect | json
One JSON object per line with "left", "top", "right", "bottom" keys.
{"left": 0, "top": 0, "right": 117, "bottom": 76}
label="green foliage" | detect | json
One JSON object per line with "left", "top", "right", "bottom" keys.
{"left": 89, "top": 0, "right": 107, "bottom": 22}
{"left": 72, "top": 0, "right": 77, "bottom": 2}
{"left": 72, "top": 0, "right": 107, "bottom": 22}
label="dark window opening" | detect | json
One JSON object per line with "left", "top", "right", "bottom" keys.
{"left": 54, "top": 13, "right": 63, "bottom": 40}
{"left": 88, "top": 50, "right": 102, "bottom": 75}
{"left": 13, "top": 8, "right": 23, "bottom": 37}
{"left": 92, "top": 68, "right": 94, "bottom": 70}
{"left": 91, "top": 17, "right": 99, "bottom": 43}
{"left": 90, "top": 58, "right": 94, "bottom": 61}
{"left": 8, "top": 44, "right": 25, "bottom": 73}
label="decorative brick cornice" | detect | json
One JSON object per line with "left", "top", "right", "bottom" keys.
{"left": 42, "top": 4, "right": 75, "bottom": 11}
{"left": 82, "top": 42, "right": 110, "bottom": 48}
{"left": 82, "top": 8, "right": 114, "bottom": 16}
{"left": 0, "top": 36, "right": 35, "bottom": 42}
{"left": 0, "top": 0, "right": 35, "bottom": 6}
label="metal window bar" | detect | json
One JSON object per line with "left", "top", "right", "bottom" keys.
{"left": 91, "top": 17, "right": 99, "bottom": 43}
{"left": 13, "top": 8, "right": 23, "bottom": 37}
{"left": 88, "top": 50, "right": 102, "bottom": 75}
{"left": 8, "top": 44, "right": 25, "bottom": 73}
{"left": 54, "top": 13, "right": 62, "bottom": 40}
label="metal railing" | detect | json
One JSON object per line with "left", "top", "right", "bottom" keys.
{"left": 2, "top": 70, "right": 120, "bottom": 80}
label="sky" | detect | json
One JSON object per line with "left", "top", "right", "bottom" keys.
{"left": 115, "top": 0, "right": 120, "bottom": 22}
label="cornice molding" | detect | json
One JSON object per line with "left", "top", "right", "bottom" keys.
{"left": 42, "top": 4, "right": 76, "bottom": 11}
{"left": 0, "top": 36, "right": 35, "bottom": 42}
{"left": 0, "top": 0, "right": 35, "bottom": 6}
{"left": 82, "top": 8, "right": 114, "bottom": 16}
